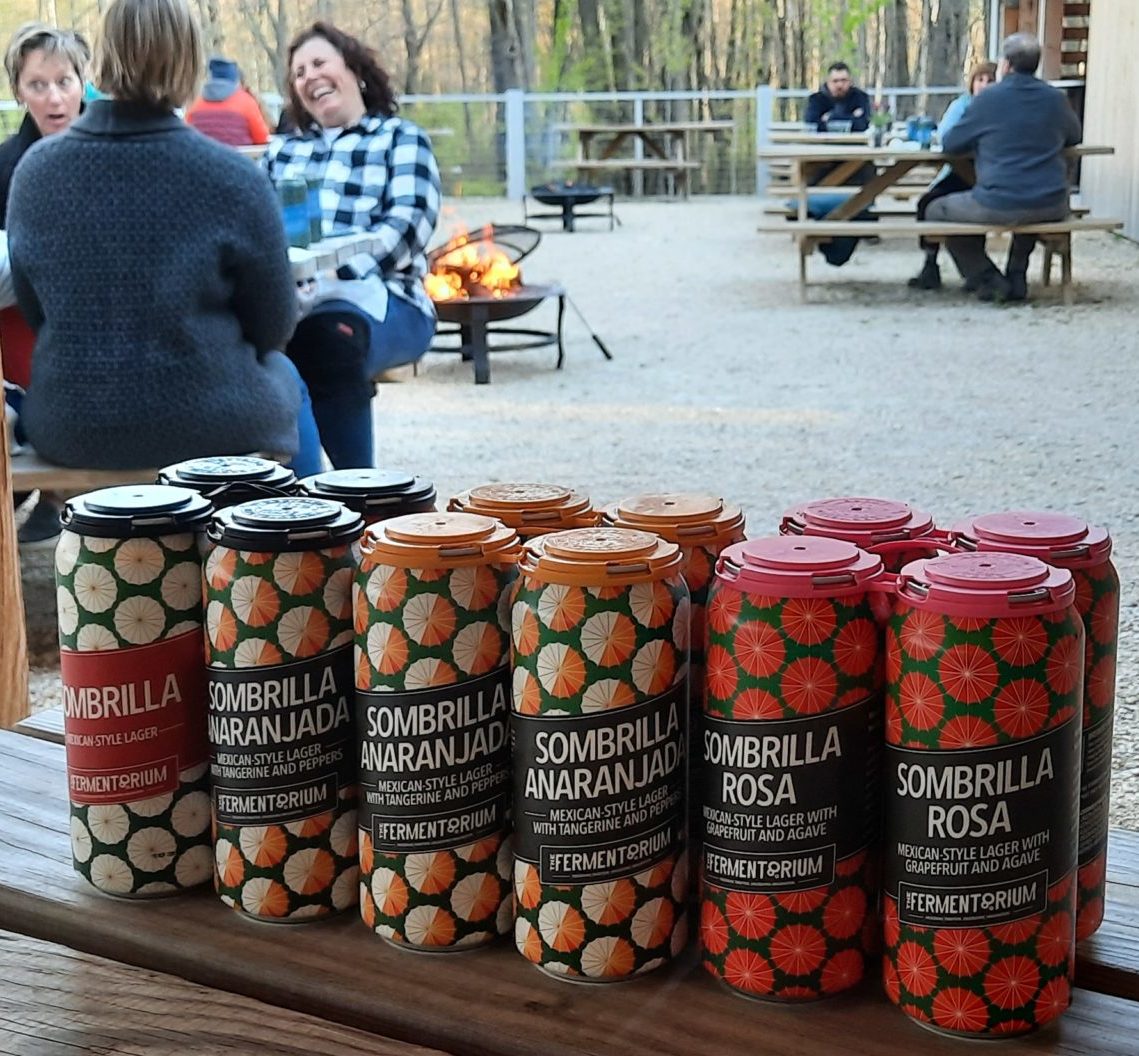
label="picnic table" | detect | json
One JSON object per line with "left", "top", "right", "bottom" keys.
{"left": 1, "top": 718, "right": 1138, "bottom": 1054}
{"left": 553, "top": 119, "right": 734, "bottom": 197}
{"left": 757, "top": 143, "right": 1115, "bottom": 222}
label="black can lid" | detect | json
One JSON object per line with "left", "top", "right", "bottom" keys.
{"left": 158, "top": 455, "right": 295, "bottom": 490}
{"left": 298, "top": 469, "right": 436, "bottom": 516}
{"left": 62, "top": 485, "right": 213, "bottom": 539}
{"left": 209, "top": 496, "right": 363, "bottom": 552}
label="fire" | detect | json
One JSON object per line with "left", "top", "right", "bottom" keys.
{"left": 425, "top": 225, "right": 521, "bottom": 301}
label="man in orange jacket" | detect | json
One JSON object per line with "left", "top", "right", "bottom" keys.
{"left": 186, "top": 57, "right": 268, "bottom": 147}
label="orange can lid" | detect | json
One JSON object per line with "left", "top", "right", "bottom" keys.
{"left": 361, "top": 512, "right": 520, "bottom": 569}
{"left": 603, "top": 493, "right": 745, "bottom": 545}
{"left": 520, "top": 526, "right": 683, "bottom": 586}
{"left": 449, "top": 482, "right": 598, "bottom": 536}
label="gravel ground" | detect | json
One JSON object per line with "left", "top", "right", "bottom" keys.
{"left": 23, "top": 195, "right": 1139, "bottom": 828}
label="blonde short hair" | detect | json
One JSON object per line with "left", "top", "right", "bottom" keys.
{"left": 4, "top": 22, "right": 90, "bottom": 97}
{"left": 93, "top": 0, "right": 202, "bottom": 110}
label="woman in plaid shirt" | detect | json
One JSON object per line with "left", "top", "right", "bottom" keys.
{"left": 264, "top": 22, "right": 441, "bottom": 469}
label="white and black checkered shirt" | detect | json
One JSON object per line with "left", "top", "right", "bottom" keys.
{"left": 264, "top": 113, "right": 441, "bottom": 316}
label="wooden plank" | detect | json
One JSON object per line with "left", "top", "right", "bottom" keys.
{"left": 0, "top": 356, "right": 28, "bottom": 731}
{"left": 551, "top": 159, "right": 701, "bottom": 171}
{"left": 9, "top": 451, "right": 157, "bottom": 495}
{"left": 12, "top": 704, "right": 63, "bottom": 743}
{"left": 757, "top": 144, "right": 1113, "bottom": 163}
{"left": 0, "top": 930, "right": 443, "bottom": 1056}
{"left": 0, "top": 731, "right": 1137, "bottom": 1055}
{"left": 755, "top": 218, "right": 1123, "bottom": 237}
{"left": 555, "top": 121, "right": 733, "bottom": 134}
{"left": 1076, "top": 832, "right": 1139, "bottom": 1001}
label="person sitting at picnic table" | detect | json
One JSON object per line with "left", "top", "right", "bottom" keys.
{"left": 908, "top": 61, "right": 997, "bottom": 290}
{"left": 0, "top": 22, "right": 89, "bottom": 545}
{"left": 927, "top": 33, "right": 1082, "bottom": 302}
{"left": 263, "top": 21, "right": 441, "bottom": 471}
{"left": 7, "top": 0, "right": 322, "bottom": 476}
{"left": 805, "top": 62, "right": 872, "bottom": 133}
{"left": 185, "top": 55, "right": 269, "bottom": 147}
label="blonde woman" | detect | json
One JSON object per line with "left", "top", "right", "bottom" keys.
{"left": 7, "top": 0, "right": 321, "bottom": 473}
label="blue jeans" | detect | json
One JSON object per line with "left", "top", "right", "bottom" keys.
{"left": 278, "top": 358, "right": 324, "bottom": 478}
{"left": 286, "top": 295, "right": 435, "bottom": 469}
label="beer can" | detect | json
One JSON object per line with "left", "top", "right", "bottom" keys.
{"left": 511, "top": 527, "right": 690, "bottom": 981}
{"left": 204, "top": 496, "right": 364, "bottom": 922}
{"left": 601, "top": 495, "right": 745, "bottom": 883}
{"left": 700, "top": 536, "right": 884, "bottom": 1001}
{"left": 158, "top": 456, "right": 297, "bottom": 510}
{"left": 947, "top": 512, "right": 1117, "bottom": 940}
{"left": 57, "top": 485, "right": 213, "bottom": 897}
{"left": 354, "top": 512, "right": 521, "bottom": 950}
{"left": 883, "top": 551, "right": 1082, "bottom": 1037}
{"left": 781, "top": 496, "right": 938, "bottom": 572}
{"left": 449, "top": 482, "right": 598, "bottom": 538}
{"left": 300, "top": 468, "right": 437, "bottom": 524}
{"left": 277, "top": 177, "right": 310, "bottom": 248}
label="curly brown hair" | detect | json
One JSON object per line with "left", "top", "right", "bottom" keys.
{"left": 285, "top": 21, "right": 397, "bottom": 128}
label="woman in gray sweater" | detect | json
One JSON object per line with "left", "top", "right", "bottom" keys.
{"left": 8, "top": 0, "right": 321, "bottom": 473}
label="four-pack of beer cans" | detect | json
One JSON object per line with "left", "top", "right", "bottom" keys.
{"left": 55, "top": 459, "right": 1117, "bottom": 1040}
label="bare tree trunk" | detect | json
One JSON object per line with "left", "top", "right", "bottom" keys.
{"left": 449, "top": 0, "right": 474, "bottom": 141}
{"left": 884, "top": 0, "right": 909, "bottom": 88}
{"left": 928, "top": 0, "right": 971, "bottom": 91}
{"left": 577, "top": 0, "right": 606, "bottom": 88}
{"left": 512, "top": 0, "right": 538, "bottom": 90}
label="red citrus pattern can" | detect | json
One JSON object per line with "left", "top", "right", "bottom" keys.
{"left": 511, "top": 527, "right": 690, "bottom": 981}
{"left": 204, "top": 497, "right": 364, "bottom": 922}
{"left": 781, "top": 496, "right": 938, "bottom": 572}
{"left": 883, "top": 550, "right": 1082, "bottom": 1037}
{"left": 449, "top": 482, "right": 598, "bottom": 538}
{"left": 947, "top": 512, "right": 1117, "bottom": 940}
{"left": 700, "top": 536, "right": 884, "bottom": 1001}
{"left": 354, "top": 512, "right": 521, "bottom": 951}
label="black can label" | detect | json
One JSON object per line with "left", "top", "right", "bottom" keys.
{"left": 701, "top": 698, "right": 876, "bottom": 892}
{"left": 885, "top": 717, "right": 1080, "bottom": 928}
{"left": 356, "top": 666, "right": 511, "bottom": 853}
{"left": 1078, "top": 711, "right": 1113, "bottom": 866}
{"left": 512, "top": 683, "right": 686, "bottom": 885}
{"left": 208, "top": 645, "right": 355, "bottom": 825}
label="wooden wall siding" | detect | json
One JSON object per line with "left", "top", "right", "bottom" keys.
{"left": 1083, "top": 0, "right": 1139, "bottom": 240}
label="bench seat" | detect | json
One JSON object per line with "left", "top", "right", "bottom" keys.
{"left": 551, "top": 158, "right": 701, "bottom": 171}
{"left": 757, "top": 216, "right": 1124, "bottom": 302}
{"left": 9, "top": 449, "right": 157, "bottom": 494}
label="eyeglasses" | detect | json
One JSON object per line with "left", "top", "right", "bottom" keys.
{"left": 20, "top": 74, "right": 79, "bottom": 98}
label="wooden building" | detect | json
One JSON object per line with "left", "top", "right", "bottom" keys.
{"left": 1081, "top": 1, "right": 1138, "bottom": 240}
{"left": 988, "top": 1, "right": 1090, "bottom": 79}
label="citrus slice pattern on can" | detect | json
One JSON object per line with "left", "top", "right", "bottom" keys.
{"left": 355, "top": 549, "right": 517, "bottom": 950}
{"left": 700, "top": 579, "right": 880, "bottom": 1001}
{"left": 205, "top": 540, "right": 359, "bottom": 922}
{"left": 57, "top": 527, "right": 212, "bottom": 897}
{"left": 511, "top": 531, "right": 691, "bottom": 981}
{"left": 883, "top": 602, "right": 1083, "bottom": 1036}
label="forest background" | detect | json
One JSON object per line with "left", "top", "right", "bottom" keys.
{"left": 2, "top": 1, "right": 992, "bottom": 102}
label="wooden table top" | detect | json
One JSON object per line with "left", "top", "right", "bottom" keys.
{"left": 757, "top": 143, "right": 1115, "bottom": 162}
{"left": 1, "top": 727, "right": 1137, "bottom": 1056}
{"left": 564, "top": 120, "right": 735, "bottom": 135}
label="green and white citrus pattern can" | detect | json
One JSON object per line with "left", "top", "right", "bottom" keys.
{"left": 883, "top": 551, "right": 1082, "bottom": 1037}
{"left": 511, "top": 527, "right": 690, "bottom": 982}
{"left": 57, "top": 485, "right": 214, "bottom": 898}
{"left": 354, "top": 512, "right": 521, "bottom": 950}
{"left": 204, "top": 497, "right": 363, "bottom": 922}
{"left": 700, "top": 536, "right": 884, "bottom": 1002}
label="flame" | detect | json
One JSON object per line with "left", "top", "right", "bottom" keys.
{"left": 425, "top": 224, "right": 521, "bottom": 301}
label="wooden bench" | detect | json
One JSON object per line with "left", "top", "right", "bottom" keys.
{"left": 9, "top": 447, "right": 157, "bottom": 495}
{"left": 551, "top": 158, "right": 702, "bottom": 198}
{"left": 756, "top": 216, "right": 1124, "bottom": 302}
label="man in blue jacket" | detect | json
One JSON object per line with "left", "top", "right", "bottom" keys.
{"left": 927, "top": 33, "right": 1082, "bottom": 302}
{"left": 805, "top": 63, "right": 872, "bottom": 132}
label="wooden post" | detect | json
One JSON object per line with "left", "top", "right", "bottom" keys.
{"left": 0, "top": 355, "right": 29, "bottom": 729}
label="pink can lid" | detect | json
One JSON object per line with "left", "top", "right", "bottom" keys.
{"left": 949, "top": 510, "right": 1112, "bottom": 568}
{"left": 782, "top": 496, "right": 934, "bottom": 546}
{"left": 898, "top": 551, "right": 1074, "bottom": 617}
{"left": 717, "top": 535, "right": 884, "bottom": 598}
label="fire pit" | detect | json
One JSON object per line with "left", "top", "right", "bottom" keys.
{"left": 524, "top": 181, "right": 617, "bottom": 233}
{"left": 424, "top": 224, "right": 569, "bottom": 384}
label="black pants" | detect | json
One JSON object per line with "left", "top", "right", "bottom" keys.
{"left": 916, "top": 172, "right": 973, "bottom": 256}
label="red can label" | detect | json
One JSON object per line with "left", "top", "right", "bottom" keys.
{"left": 61, "top": 629, "right": 208, "bottom": 805}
